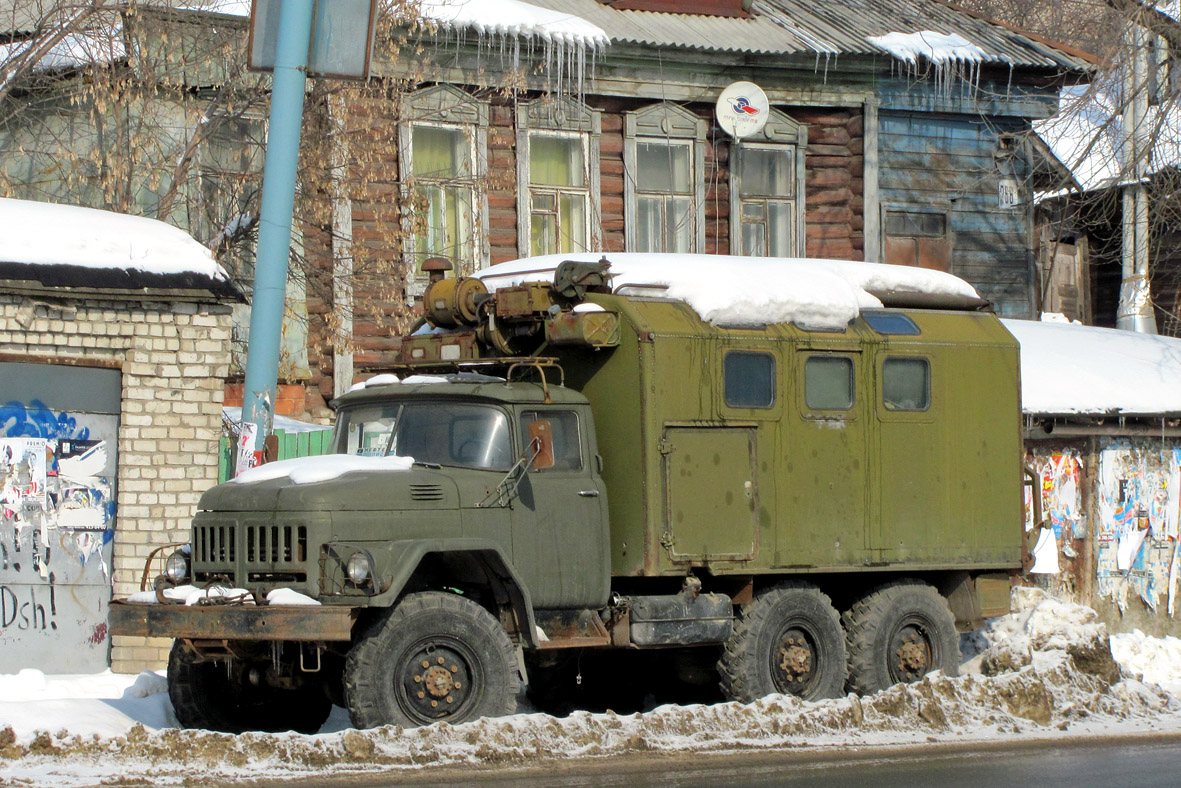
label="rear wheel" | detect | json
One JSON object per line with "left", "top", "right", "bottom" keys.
{"left": 843, "top": 580, "right": 960, "bottom": 695}
{"left": 168, "top": 640, "right": 331, "bottom": 734}
{"left": 345, "top": 592, "right": 519, "bottom": 728}
{"left": 718, "top": 582, "right": 847, "bottom": 703}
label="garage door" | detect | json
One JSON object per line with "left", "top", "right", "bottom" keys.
{"left": 0, "top": 363, "right": 120, "bottom": 673}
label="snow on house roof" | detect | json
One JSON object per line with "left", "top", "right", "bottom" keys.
{"left": 416, "top": 0, "right": 609, "bottom": 49}
{"left": 0, "top": 197, "right": 238, "bottom": 298}
{"left": 1036, "top": 82, "right": 1181, "bottom": 195}
{"left": 867, "top": 31, "right": 989, "bottom": 66}
{"left": 1003, "top": 317, "right": 1181, "bottom": 416}
{"left": 477, "top": 253, "right": 984, "bottom": 331}
{"left": 0, "top": 25, "right": 126, "bottom": 76}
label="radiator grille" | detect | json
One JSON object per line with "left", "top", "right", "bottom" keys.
{"left": 246, "top": 524, "right": 308, "bottom": 564}
{"left": 194, "top": 523, "right": 236, "bottom": 564}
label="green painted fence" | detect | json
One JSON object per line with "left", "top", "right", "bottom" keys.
{"left": 218, "top": 428, "right": 334, "bottom": 483}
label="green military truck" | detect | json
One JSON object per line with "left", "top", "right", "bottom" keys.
{"left": 110, "top": 254, "right": 1023, "bottom": 733}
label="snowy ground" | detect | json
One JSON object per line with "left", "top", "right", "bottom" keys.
{"left": 3, "top": 588, "right": 1181, "bottom": 788}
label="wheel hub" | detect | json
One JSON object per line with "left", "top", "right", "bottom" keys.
{"left": 403, "top": 645, "right": 470, "bottom": 719}
{"left": 891, "top": 626, "right": 932, "bottom": 680}
{"left": 773, "top": 630, "right": 816, "bottom": 691}
{"left": 779, "top": 640, "right": 813, "bottom": 678}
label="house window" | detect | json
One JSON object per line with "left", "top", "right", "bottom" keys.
{"left": 883, "top": 208, "right": 951, "bottom": 272}
{"left": 400, "top": 85, "right": 489, "bottom": 291}
{"left": 410, "top": 124, "right": 476, "bottom": 265}
{"left": 636, "top": 140, "right": 694, "bottom": 252}
{"left": 730, "top": 109, "right": 807, "bottom": 257}
{"left": 517, "top": 97, "right": 601, "bottom": 258}
{"left": 625, "top": 103, "right": 706, "bottom": 253}
{"left": 529, "top": 133, "right": 590, "bottom": 256}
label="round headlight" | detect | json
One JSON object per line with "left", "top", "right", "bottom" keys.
{"left": 346, "top": 551, "right": 372, "bottom": 584}
{"left": 164, "top": 550, "right": 190, "bottom": 583}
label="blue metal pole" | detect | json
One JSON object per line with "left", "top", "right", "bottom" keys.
{"left": 241, "top": 0, "right": 315, "bottom": 456}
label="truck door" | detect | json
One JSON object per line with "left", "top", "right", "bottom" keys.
{"left": 662, "top": 426, "right": 759, "bottom": 562}
{"left": 786, "top": 350, "right": 872, "bottom": 566}
{"left": 510, "top": 408, "right": 609, "bottom": 609}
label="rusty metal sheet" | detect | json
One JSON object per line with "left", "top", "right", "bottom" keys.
{"left": 400, "top": 330, "right": 480, "bottom": 363}
{"left": 108, "top": 601, "right": 357, "bottom": 642}
{"left": 534, "top": 609, "right": 610, "bottom": 650}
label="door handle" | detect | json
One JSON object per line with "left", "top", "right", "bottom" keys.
{"left": 578, "top": 490, "right": 600, "bottom": 497}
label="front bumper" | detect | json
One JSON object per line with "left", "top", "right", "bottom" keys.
{"left": 108, "top": 600, "right": 358, "bottom": 642}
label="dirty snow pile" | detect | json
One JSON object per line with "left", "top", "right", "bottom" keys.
{"left": 478, "top": 253, "right": 981, "bottom": 331}
{"left": 3, "top": 588, "right": 1181, "bottom": 787}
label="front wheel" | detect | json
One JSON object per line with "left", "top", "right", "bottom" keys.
{"left": 344, "top": 592, "right": 520, "bottom": 728}
{"left": 718, "top": 582, "right": 848, "bottom": 703}
{"left": 843, "top": 580, "right": 960, "bottom": 695}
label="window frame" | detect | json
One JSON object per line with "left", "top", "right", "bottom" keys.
{"left": 722, "top": 350, "right": 777, "bottom": 410}
{"left": 876, "top": 354, "right": 937, "bottom": 424}
{"left": 624, "top": 102, "right": 706, "bottom": 253}
{"left": 881, "top": 357, "right": 931, "bottom": 412}
{"left": 525, "top": 129, "right": 593, "bottom": 257}
{"left": 517, "top": 97, "right": 601, "bottom": 258}
{"left": 519, "top": 408, "right": 585, "bottom": 473}
{"left": 801, "top": 353, "right": 858, "bottom": 417}
{"left": 399, "top": 86, "right": 489, "bottom": 296}
{"left": 729, "top": 109, "right": 808, "bottom": 258}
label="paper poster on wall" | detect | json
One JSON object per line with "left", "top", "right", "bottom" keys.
{"left": 0, "top": 437, "right": 48, "bottom": 507}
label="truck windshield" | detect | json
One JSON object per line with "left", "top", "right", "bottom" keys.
{"left": 334, "top": 402, "right": 512, "bottom": 471}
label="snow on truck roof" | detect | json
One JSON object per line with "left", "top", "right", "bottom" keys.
{"left": 0, "top": 197, "right": 237, "bottom": 297}
{"left": 477, "top": 253, "right": 984, "bottom": 331}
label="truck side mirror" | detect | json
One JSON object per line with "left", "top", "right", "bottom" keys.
{"left": 528, "top": 420, "right": 555, "bottom": 470}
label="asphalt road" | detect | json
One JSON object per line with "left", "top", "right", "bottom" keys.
{"left": 259, "top": 733, "right": 1181, "bottom": 788}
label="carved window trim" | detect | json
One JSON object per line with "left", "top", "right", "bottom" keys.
{"left": 624, "top": 102, "right": 707, "bottom": 253}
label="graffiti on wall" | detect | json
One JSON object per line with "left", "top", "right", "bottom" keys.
{"left": 0, "top": 400, "right": 116, "bottom": 636}
{"left": 1096, "top": 444, "right": 1181, "bottom": 615}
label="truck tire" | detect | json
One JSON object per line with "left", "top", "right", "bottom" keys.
{"left": 843, "top": 580, "right": 960, "bottom": 695}
{"left": 168, "top": 640, "right": 332, "bottom": 734}
{"left": 718, "top": 582, "right": 847, "bottom": 703}
{"left": 345, "top": 591, "right": 520, "bottom": 728}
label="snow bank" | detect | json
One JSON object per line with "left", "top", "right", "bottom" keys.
{"left": 1002, "top": 317, "right": 1181, "bottom": 415}
{"left": 3, "top": 591, "right": 1181, "bottom": 787}
{"left": 230, "top": 454, "right": 415, "bottom": 486}
{"left": 1111, "top": 630, "right": 1181, "bottom": 695}
{"left": 868, "top": 31, "right": 988, "bottom": 65}
{"left": 0, "top": 198, "right": 230, "bottom": 281}
{"left": 477, "top": 253, "right": 981, "bottom": 331}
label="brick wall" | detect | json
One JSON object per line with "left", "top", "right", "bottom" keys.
{"left": 0, "top": 292, "right": 233, "bottom": 673}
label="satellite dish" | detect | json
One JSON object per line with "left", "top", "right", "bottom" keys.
{"left": 715, "top": 81, "right": 769, "bottom": 139}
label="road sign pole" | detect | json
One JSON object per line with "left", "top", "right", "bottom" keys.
{"left": 241, "top": 0, "right": 315, "bottom": 460}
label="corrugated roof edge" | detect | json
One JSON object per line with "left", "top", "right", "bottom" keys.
{"left": 938, "top": 0, "right": 1102, "bottom": 69}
